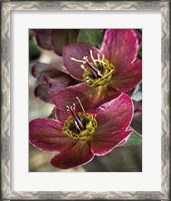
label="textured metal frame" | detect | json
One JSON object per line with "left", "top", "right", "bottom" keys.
{"left": 1, "top": 1, "right": 170, "bottom": 200}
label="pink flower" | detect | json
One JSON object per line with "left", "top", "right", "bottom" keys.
{"left": 29, "top": 91, "right": 133, "bottom": 169}
{"left": 63, "top": 29, "right": 142, "bottom": 93}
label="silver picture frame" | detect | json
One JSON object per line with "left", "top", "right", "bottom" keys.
{"left": 1, "top": 1, "right": 170, "bottom": 200}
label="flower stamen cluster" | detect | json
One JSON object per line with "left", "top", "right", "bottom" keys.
{"left": 71, "top": 50, "right": 115, "bottom": 88}
{"left": 62, "top": 112, "right": 97, "bottom": 140}
{"left": 63, "top": 97, "right": 97, "bottom": 140}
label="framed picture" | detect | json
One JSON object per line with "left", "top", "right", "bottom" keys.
{"left": 1, "top": 1, "right": 170, "bottom": 200}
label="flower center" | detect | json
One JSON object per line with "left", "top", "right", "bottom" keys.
{"left": 62, "top": 97, "right": 97, "bottom": 140}
{"left": 71, "top": 50, "right": 115, "bottom": 88}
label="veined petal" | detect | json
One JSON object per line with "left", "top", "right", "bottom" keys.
{"left": 90, "top": 130, "right": 132, "bottom": 156}
{"left": 63, "top": 43, "right": 100, "bottom": 81}
{"left": 29, "top": 118, "right": 77, "bottom": 152}
{"left": 53, "top": 83, "right": 92, "bottom": 123}
{"left": 52, "top": 82, "right": 119, "bottom": 123}
{"left": 51, "top": 140, "right": 94, "bottom": 169}
{"left": 95, "top": 93, "right": 133, "bottom": 135}
{"left": 101, "top": 29, "right": 139, "bottom": 73}
{"left": 111, "top": 60, "right": 142, "bottom": 92}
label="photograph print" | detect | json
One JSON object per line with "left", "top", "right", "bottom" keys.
{"left": 29, "top": 29, "right": 142, "bottom": 172}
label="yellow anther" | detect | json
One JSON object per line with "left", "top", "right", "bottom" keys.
{"left": 62, "top": 112, "right": 97, "bottom": 140}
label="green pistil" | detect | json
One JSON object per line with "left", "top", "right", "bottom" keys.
{"left": 62, "top": 112, "right": 97, "bottom": 140}
{"left": 83, "top": 59, "right": 115, "bottom": 88}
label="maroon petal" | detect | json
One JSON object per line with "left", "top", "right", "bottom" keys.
{"left": 90, "top": 130, "right": 132, "bottom": 156}
{"left": 111, "top": 60, "right": 142, "bottom": 92}
{"left": 29, "top": 118, "right": 77, "bottom": 152}
{"left": 34, "top": 29, "right": 53, "bottom": 50}
{"left": 63, "top": 43, "right": 100, "bottom": 81}
{"left": 101, "top": 29, "right": 139, "bottom": 73}
{"left": 52, "top": 29, "right": 79, "bottom": 56}
{"left": 115, "top": 137, "right": 129, "bottom": 147}
{"left": 53, "top": 83, "right": 92, "bottom": 123}
{"left": 51, "top": 141, "right": 94, "bottom": 169}
{"left": 95, "top": 93, "right": 133, "bottom": 135}
{"left": 53, "top": 82, "right": 121, "bottom": 123}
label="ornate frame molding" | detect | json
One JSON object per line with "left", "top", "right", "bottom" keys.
{"left": 1, "top": 1, "right": 170, "bottom": 200}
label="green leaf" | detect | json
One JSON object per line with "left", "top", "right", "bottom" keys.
{"left": 125, "top": 130, "right": 142, "bottom": 145}
{"left": 29, "top": 38, "right": 40, "bottom": 60}
{"left": 48, "top": 108, "right": 56, "bottom": 119}
{"left": 77, "top": 29, "right": 102, "bottom": 48}
{"left": 131, "top": 113, "right": 142, "bottom": 134}
{"left": 138, "top": 48, "right": 142, "bottom": 59}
